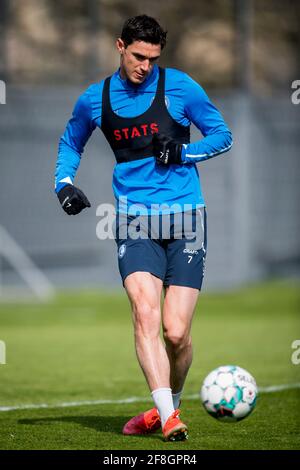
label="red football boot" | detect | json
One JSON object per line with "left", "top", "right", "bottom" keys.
{"left": 123, "top": 407, "right": 161, "bottom": 435}
{"left": 162, "top": 409, "right": 188, "bottom": 441}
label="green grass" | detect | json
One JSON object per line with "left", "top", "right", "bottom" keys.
{"left": 0, "top": 280, "right": 299, "bottom": 449}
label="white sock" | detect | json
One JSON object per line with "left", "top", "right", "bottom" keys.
{"left": 151, "top": 388, "right": 175, "bottom": 427}
{"left": 172, "top": 391, "right": 182, "bottom": 410}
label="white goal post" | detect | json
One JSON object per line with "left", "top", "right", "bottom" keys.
{"left": 0, "top": 225, "right": 55, "bottom": 300}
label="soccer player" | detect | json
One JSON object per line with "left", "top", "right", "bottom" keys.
{"left": 55, "top": 15, "right": 232, "bottom": 441}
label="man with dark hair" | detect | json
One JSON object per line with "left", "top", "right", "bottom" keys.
{"left": 55, "top": 14, "right": 232, "bottom": 441}
{"left": 120, "top": 15, "right": 167, "bottom": 50}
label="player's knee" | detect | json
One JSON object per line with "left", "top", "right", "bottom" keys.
{"left": 164, "top": 330, "right": 191, "bottom": 351}
{"left": 133, "top": 302, "right": 160, "bottom": 339}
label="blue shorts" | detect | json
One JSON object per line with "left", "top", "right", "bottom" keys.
{"left": 115, "top": 208, "right": 207, "bottom": 290}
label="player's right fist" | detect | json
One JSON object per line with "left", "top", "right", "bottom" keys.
{"left": 57, "top": 184, "right": 91, "bottom": 215}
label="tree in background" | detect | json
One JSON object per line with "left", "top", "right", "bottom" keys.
{"left": 1, "top": 0, "right": 299, "bottom": 93}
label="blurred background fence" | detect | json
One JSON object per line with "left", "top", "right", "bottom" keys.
{"left": 0, "top": 0, "right": 299, "bottom": 296}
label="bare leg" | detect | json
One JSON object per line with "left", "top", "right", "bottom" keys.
{"left": 162, "top": 286, "right": 199, "bottom": 393}
{"left": 124, "top": 271, "right": 170, "bottom": 391}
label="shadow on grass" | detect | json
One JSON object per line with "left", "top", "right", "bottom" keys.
{"left": 18, "top": 415, "right": 162, "bottom": 440}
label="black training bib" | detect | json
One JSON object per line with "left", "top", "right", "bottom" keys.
{"left": 101, "top": 67, "right": 190, "bottom": 164}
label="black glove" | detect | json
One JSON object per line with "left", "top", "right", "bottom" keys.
{"left": 152, "top": 133, "right": 183, "bottom": 165}
{"left": 57, "top": 184, "right": 91, "bottom": 215}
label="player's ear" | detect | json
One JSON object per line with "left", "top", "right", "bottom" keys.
{"left": 116, "top": 38, "right": 125, "bottom": 54}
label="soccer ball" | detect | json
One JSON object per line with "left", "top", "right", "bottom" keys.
{"left": 200, "top": 365, "right": 257, "bottom": 421}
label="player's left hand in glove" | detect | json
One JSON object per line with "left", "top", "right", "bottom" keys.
{"left": 57, "top": 184, "right": 91, "bottom": 215}
{"left": 152, "top": 133, "right": 183, "bottom": 165}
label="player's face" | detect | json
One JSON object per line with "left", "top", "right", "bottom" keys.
{"left": 116, "top": 39, "right": 161, "bottom": 84}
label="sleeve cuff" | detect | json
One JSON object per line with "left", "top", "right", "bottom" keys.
{"left": 181, "top": 144, "right": 188, "bottom": 163}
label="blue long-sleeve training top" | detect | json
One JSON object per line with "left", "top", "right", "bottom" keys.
{"left": 55, "top": 64, "right": 232, "bottom": 214}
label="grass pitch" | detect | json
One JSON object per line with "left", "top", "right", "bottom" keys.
{"left": 0, "top": 280, "right": 299, "bottom": 450}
